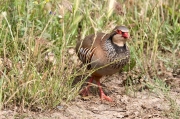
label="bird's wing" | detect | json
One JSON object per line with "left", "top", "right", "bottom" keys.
{"left": 76, "top": 33, "right": 110, "bottom": 69}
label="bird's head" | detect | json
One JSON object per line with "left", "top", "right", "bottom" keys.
{"left": 111, "top": 26, "right": 130, "bottom": 47}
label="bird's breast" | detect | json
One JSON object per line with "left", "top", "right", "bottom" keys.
{"left": 90, "top": 50, "right": 130, "bottom": 76}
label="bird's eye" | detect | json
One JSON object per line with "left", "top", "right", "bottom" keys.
{"left": 116, "top": 30, "right": 122, "bottom": 34}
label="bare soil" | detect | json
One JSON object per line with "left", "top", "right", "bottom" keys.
{"left": 1, "top": 73, "right": 180, "bottom": 119}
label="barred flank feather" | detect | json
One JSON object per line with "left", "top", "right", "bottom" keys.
{"left": 78, "top": 47, "right": 96, "bottom": 64}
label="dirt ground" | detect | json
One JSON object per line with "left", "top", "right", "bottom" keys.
{"left": 1, "top": 73, "right": 180, "bottom": 119}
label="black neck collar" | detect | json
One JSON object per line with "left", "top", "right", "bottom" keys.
{"left": 109, "top": 33, "right": 127, "bottom": 53}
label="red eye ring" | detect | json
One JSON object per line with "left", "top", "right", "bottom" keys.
{"left": 116, "top": 30, "right": 122, "bottom": 34}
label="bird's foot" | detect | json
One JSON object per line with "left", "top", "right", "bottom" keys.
{"left": 79, "top": 77, "right": 94, "bottom": 97}
{"left": 100, "top": 93, "right": 113, "bottom": 102}
{"left": 79, "top": 87, "right": 90, "bottom": 96}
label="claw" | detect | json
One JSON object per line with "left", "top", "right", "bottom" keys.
{"left": 96, "top": 79, "right": 113, "bottom": 102}
{"left": 80, "top": 87, "right": 89, "bottom": 96}
{"left": 100, "top": 92, "right": 113, "bottom": 102}
{"left": 79, "top": 77, "right": 94, "bottom": 96}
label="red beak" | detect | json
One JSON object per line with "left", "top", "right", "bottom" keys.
{"left": 122, "top": 32, "right": 129, "bottom": 39}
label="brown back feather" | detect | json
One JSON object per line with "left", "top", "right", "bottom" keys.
{"left": 76, "top": 32, "right": 110, "bottom": 67}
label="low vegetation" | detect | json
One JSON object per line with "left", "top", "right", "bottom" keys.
{"left": 0, "top": 0, "right": 179, "bottom": 118}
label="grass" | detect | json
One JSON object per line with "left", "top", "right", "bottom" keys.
{"left": 0, "top": 0, "right": 180, "bottom": 118}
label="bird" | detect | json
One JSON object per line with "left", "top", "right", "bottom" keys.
{"left": 76, "top": 25, "right": 130, "bottom": 101}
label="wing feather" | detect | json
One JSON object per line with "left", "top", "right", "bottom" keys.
{"left": 78, "top": 47, "right": 96, "bottom": 65}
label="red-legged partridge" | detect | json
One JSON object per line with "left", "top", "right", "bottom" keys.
{"left": 76, "top": 26, "right": 130, "bottom": 101}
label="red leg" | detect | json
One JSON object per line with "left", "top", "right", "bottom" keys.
{"left": 80, "top": 77, "right": 94, "bottom": 96}
{"left": 96, "top": 80, "right": 113, "bottom": 102}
